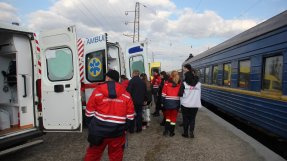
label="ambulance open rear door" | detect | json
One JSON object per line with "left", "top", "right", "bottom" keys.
{"left": 39, "top": 26, "right": 82, "bottom": 132}
{"left": 125, "top": 42, "right": 149, "bottom": 79}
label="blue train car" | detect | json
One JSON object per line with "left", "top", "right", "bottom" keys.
{"left": 183, "top": 11, "right": 287, "bottom": 139}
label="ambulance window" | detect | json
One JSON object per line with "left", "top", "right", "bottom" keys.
{"left": 46, "top": 48, "right": 73, "bottom": 81}
{"left": 129, "top": 55, "right": 145, "bottom": 77}
{"left": 85, "top": 49, "right": 106, "bottom": 82}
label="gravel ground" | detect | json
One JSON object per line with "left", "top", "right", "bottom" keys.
{"left": 1, "top": 107, "right": 265, "bottom": 161}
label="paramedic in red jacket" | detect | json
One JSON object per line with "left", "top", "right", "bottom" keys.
{"left": 84, "top": 70, "right": 135, "bottom": 161}
{"left": 161, "top": 71, "right": 181, "bottom": 137}
{"left": 151, "top": 70, "right": 161, "bottom": 114}
{"left": 120, "top": 74, "right": 129, "bottom": 89}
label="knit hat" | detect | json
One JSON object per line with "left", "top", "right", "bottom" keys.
{"left": 106, "top": 70, "right": 119, "bottom": 82}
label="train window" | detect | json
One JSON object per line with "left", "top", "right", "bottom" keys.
{"left": 204, "top": 67, "right": 210, "bottom": 84}
{"left": 200, "top": 68, "right": 204, "bottom": 82}
{"left": 239, "top": 60, "right": 250, "bottom": 89}
{"left": 223, "top": 63, "right": 231, "bottom": 86}
{"left": 262, "top": 55, "right": 283, "bottom": 92}
{"left": 212, "top": 65, "right": 218, "bottom": 85}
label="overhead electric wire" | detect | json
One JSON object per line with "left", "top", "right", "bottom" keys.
{"left": 77, "top": 3, "right": 100, "bottom": 27}
{"left": 238, "top": 0, "right": 262, "bottom": 18}
{"left": 88, "top": 0, "right": 118, "bottom": 31}
{"left": 78, "top": 0, "right": 110, "bottom": 30}
{"left": 195, "top": 0, "right": 203, "bottom": 12}
{"left": 105, "top": 1, "right": 126, "bottom": 19}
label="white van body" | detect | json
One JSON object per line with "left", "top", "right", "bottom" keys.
{"left": 78, "top": 34, "right": 149, "bottom": 106}
{"left": 0, "top": 22, "right": 149, "bottom": 155}
{"left": 125, "top": 42, "right": 150, "bottom": 80}
{"left": 0, "top": 23, "right": 82, "bottom": 156}
{"left": 77, "top": 36, "right": 150, "bottom": 130}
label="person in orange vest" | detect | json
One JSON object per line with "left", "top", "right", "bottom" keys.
{"left": 84, "top": 70, "right": 135, "bottom": 161}
{"left": 161, "top": 71, "right": 181, "bottom": 137}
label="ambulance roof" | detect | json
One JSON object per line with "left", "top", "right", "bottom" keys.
{"left": 0, "top": 22, "right": 33, "bottom": 34}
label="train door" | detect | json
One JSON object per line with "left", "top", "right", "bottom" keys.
{"left": 39, "top": 26, "right": 82, "bottom": 132}
{"left": 125, "top": 42, "right": 149, "bottom": 79}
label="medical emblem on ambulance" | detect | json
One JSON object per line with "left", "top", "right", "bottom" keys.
{"left": 88, "top": 57, "right": 102, "bottom": 77}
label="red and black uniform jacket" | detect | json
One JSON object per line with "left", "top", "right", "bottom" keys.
{"left": 86, "top": 81, "right": 134, "bottom": 140}
{"left": 161, "top": 80, "right": 181, "bottom": 110}
{"left": 151, "top": 74, "right": 161, "bottom": 89}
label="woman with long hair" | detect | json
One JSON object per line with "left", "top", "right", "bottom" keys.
{"left": 180, "top": 68, "right": 202, "bottom": 138}
{"left": 161, "top": 71, "right": 181, "bottom": 137}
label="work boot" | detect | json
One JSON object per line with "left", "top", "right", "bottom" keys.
{"left": 160, "top": 118, "right": 165, "bottom": 126}
{"left": 182, "top": 122, "right": 188, "bottom": 138}
{"left": 182, "top": 133, "right": 188, "bottom": 138}
{"left": 169, "top": 124, "right": 175, "bottom": 137}
{"left": 163, "top": 122, "right": 170, "bottom": 136}
{"left": 190, "top": 132, "right": 194, "bottom": 138}
{"left": 152, "top": 112, "right": 160, "bottom": 117}
{"left": 182, "top": 128, "right": 188, "bottom": 138}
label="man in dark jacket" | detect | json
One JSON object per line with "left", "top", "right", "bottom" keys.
{"left": 127, "top": 70, "right": 147, "bottom": 133}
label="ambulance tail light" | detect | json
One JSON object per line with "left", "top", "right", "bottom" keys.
{"left": 36, "top": 79, "right": 42, "bottom": 111}
{"left": 18, "top": 111, "right": 20, "bottom": 127}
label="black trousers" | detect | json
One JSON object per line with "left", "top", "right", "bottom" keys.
{"left": 155, "top": 95, "right": 162, "bottom": 114}
{"left": 135, "top": 106, "right": 143, "bottom": 130}
{"left": 181, "top": 105, "right": 198, "bottom": 135}
{"left": 129, "top": 105, "right": 143, "bottom": 132}
{"left": 152, "top": 88, "right": 159, "bottom": 106}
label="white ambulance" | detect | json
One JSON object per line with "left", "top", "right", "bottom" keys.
{"left": 78, "top": 34, "right": 125, "bottom": 107}
{"left": 78, "top": 34, "right": 149, "bottom": 110}
{"left": 124, "top": 41, "right": 150, "bottom": 80}
{"left": 0, "top": 23, "right": 149, "bottom": 155}
{"left": 0, "top": 23, "right": 82, "bottom": 156}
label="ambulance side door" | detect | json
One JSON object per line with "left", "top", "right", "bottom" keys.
{"left": 39, "top": 26, "right": 82, "bottom": 132}
{"left": 125, "top": 42, "right": 149, "bottom": 79}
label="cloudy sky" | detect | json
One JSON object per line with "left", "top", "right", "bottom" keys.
{"left": 0, "top": 0, "right": 286, "bottom": 71}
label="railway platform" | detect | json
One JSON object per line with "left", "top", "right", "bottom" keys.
{"left": 1, "top": 107, "right": 286, "bottom": 161}
{"left": 123, "top": 106, "right": 286, "bottom": 161}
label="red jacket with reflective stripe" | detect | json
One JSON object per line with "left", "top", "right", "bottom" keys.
{"left": 152, "top": 74, "right": 161, "bottom": 89}
{"left": 161, "top": 80, "right": 181, "bottom": 109}
{"left": 86, "top": 82, "right": 135, "bottom": 124}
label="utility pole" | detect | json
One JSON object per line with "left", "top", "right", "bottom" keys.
{"left": 134, "top": 2, "right": 140, "bottom": 42}
{"left": 124, "top": 2, "right": 141, "bottom": 42}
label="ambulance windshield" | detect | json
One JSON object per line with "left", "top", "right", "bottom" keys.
{"left": 85, "top": 49, "right": 106, "bottom": 82}
{"left": 129, "top": 55, "right": 145, "bottom": 77}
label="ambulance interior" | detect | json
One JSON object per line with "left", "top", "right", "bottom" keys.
{"left": 107, "top": 44, "right": 121, "bottom": 73}
{"left": 0, "top": 31, "right": 35, "bottom": 137}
